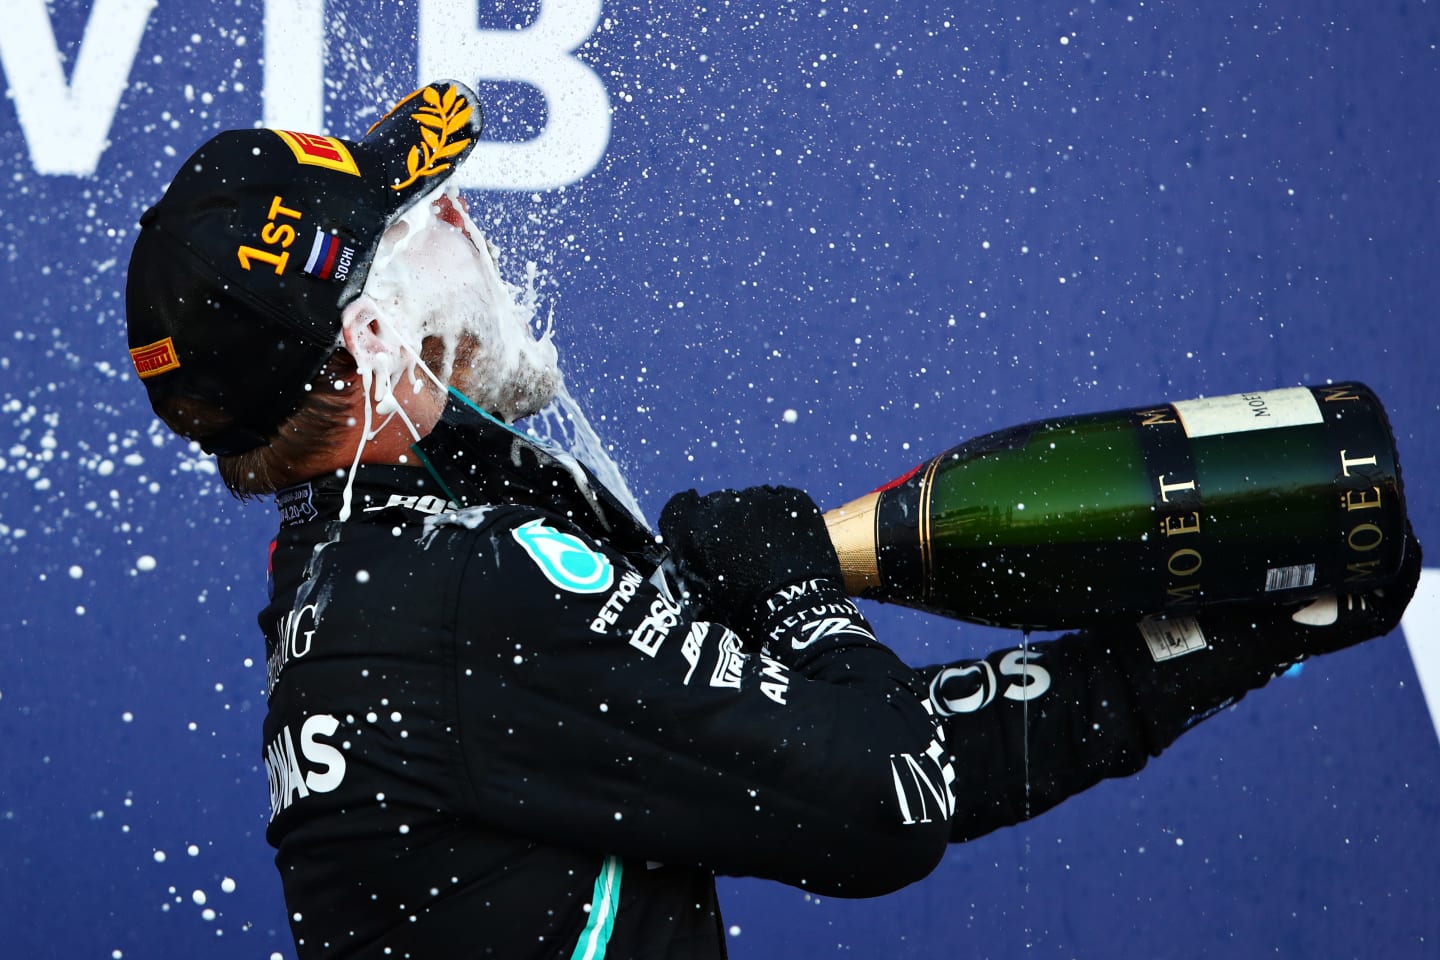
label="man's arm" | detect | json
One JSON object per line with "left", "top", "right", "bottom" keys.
{"left": 660, "top": 487, "right": 1421, "bottom": 848}
{"left": 919, "top": 528, "right": 1423, "bottom": 842}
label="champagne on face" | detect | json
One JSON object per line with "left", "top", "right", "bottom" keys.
{"left": 824, "top": 383, "right": 1409, "bottom": 630}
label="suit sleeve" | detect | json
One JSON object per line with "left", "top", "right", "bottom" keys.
{"left": 916, "top": 610, "right": 1304, "bottom": 843}
{"left": 445, "top": 508, "right": 952, "bottom": 898}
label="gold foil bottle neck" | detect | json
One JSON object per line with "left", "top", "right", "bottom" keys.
{"left": 823, "top": 491, "right": 882, "bottom": 595}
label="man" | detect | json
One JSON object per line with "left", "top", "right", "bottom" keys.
{"left": 125, "top": 81, "right": 1420, "bottom": 960}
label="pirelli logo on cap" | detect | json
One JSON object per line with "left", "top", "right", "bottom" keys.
{"left": 271, "top": 130, "right": 361, "bottom": 177}
{"left": 130, "top": 337, "right": 181, "bottom": 379}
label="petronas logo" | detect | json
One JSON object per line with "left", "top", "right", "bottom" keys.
{"left": 512, "top": 519, "right": 615, "bottom": 595}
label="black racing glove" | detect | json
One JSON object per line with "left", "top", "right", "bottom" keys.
{"left": 659, "top": 486, "right": 844, "bottom": 643}
{"left": 1122, "top": 522, "right": 1423, "bottom": 752}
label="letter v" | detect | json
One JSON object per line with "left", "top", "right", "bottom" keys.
{"left": 0, "top": 0, "right": 153, "bottom": 175}
{"left": 1401, "top": 567, "right": 1440, "bottom": 748}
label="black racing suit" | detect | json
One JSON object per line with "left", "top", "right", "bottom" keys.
{"left": 260, "top": 395, "right": 1298, "bottom": 959}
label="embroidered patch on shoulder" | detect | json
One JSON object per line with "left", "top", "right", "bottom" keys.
{"left": 277, "top": 483, "right": 317, "bottom": 526}
{"left": 511, "top": 519, "right": 614, "bottom": 595}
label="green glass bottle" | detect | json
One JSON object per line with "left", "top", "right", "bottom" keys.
{"left": 823, "top": 383, "right": 1409, "bottom": 630}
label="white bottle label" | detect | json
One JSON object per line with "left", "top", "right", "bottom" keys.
{"left": 1172, "top": 387, "right": 1323, "bottom": 438}
{"left": 1138, "top": 616, "right": 1209, "bottom": 663}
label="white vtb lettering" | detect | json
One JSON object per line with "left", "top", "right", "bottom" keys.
{"left": 5, "top": 0, "right": 610, "bottom": 188}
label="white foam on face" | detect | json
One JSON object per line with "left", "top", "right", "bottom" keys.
{"left": 333, "top": 186, "right": 560, "bottom": 519}
{"left": 531, "top": 385, "right": 649, "bottom": 528}
{"left": 346, "top": 186, "right": 561, "bottom": 424}
{"left": 332, "top": 186, "right": 645, "bottom": 526}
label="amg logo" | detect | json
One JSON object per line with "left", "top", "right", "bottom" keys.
{"left": 758, "top": 655, "right": 790, "bottom": 706}
{"left": 268, "top": 602, "right": 319, "bottom": 695}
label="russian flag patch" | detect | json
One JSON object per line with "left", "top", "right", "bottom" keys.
{"left": 301, "top": 228, "right": 357, "bottom": 282}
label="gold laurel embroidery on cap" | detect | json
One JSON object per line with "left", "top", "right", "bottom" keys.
{"left": 391, "top": 85, "right": 474, "bottom": 191}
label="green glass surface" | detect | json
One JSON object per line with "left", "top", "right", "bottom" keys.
{"left": 915, "top": 414, "right": 1157, "bottom": 626}
{"left": 871, "top": 391, "right": 1404, "bottom": 629}
{"left": 926, "top": 415, "right": 1152, "bottom": 550}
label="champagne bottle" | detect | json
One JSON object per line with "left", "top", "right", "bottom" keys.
{"left": 823, "top": 383, "right": 1409, "bottom": 630}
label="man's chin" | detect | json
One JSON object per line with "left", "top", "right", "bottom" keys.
{"left": 454, "top": 362, "right": 562, "bottom": 423}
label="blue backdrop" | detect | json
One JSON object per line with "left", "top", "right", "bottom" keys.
{"left": 2, "top": 2, "right": 1438, "bottom": 957}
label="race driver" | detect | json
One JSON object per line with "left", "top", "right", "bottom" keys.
{"left": 124, "top": 80, "right": 1422, "bottom": 959}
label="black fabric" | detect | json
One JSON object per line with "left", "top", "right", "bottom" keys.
{"left": 261, "top": 398, "right": 952, "bottom": 959}
{"left": 913, "top": 621, "right": 1283, "bottom": 844}
{"left": 258, "top": 395, "right": 1414, "bottom": 959}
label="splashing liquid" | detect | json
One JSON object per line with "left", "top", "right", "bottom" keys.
{"left": 329, "top": 185, "right": 647, "bottom": 523}
{"left": 1021, "top": 628, "right": 1033, "bottom": 952}
{"left": 530, "top": 383, "right": 649, "bottom": 528}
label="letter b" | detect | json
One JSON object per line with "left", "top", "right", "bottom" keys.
{"left": 420, "top": 0, "right": 611, "bottom": 190}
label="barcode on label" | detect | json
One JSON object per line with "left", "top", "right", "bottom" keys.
{"left": 1138, "top": 616, "right": 1208, "bottom": 663}
{"left": 1264, "top": 563, "right": 1316, "bottom": 592}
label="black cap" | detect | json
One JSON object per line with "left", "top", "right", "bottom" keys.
{"left": 125, "top": 80, "right": 484, "bottom": 455}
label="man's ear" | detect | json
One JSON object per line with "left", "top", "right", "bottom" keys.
{"left": 340, "top": 297, "right": 398, "bottom": 367}
{"left": 338, "top": 297, "right": 442, "bottom": 423}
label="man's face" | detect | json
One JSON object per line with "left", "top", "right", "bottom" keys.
{"left": 352, "top": 188, "right": 562, "bottom": 424}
